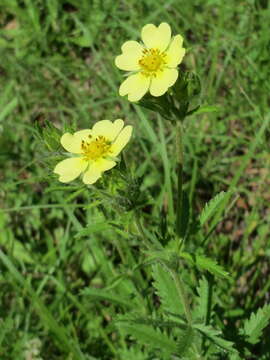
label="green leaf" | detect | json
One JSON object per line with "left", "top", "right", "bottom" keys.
{"left": 190, "top": 105, "right": 220, "bottom": 116}
{"left": 132, "top": 317, "right": 187, "bottom": 331}
{"left": 186, "top": 105, "right": 200, "bottom": 117}
{"left": 119, "top": 347, "right": 147, "bottom": 360}
{"left": 152, "top": 264, "right": 183, "bottom": 316}
{"left": 196, "top": 255, "right": 229, "bottom": 279}
{"left": 75, "top": 221, "right": 111, "bottom": 238}
{"left": 243, "top": 304, "right": 270, "bottom": 344}
{"left": 81, "top": 288, "right": 133, "bottom": 308}
{"left": 0, "top": 250, "right": 83, "bottom": 358}
{"left": 0, "top": 97, "right": 18, "bottom": 123}
{"left": 199, "top": 191, "right": 227, "bottom": 226}
{"left": 194, "top": 324, "right": 237, "bottom": 353}
{"left": 195, "top": 276, "right": 209, "bottom": 322}
{"left": 71, "top": 35, "right": 92, "bottom": 47}
{"left": 180, "top": 252, "right": 229, "bottom": 279}
{"left": 0, "top": 213, "right": 33, "bottom": 264}
{"left": 176, "top": 326, "right": 195, "bottom": 357}
{"left": 117, "top": 321, "right": 177, "bottom": 354}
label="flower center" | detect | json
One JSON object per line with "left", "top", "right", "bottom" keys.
{"left": 138, "top": 48, "right": 167, "bottom": 77}
{"left": 81, "top": 135, "right": 111, "bottom": 161}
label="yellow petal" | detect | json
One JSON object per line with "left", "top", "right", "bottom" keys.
{"left": 95, "top": 158, "right": 117, "bottom": 172}
{"left": 115, "top": 41, "right": 143, "bottom": 71}
{"left": 82, "top": 168, "right": 101, "bottom": 185}
{"left": 54, "top": 157, "right": 88, "bottom": 183}
{"left": 61, "top": 130, "right": 92, "bottom": 154}
{"left": 119, "top": 73, "right": 150, "bottom": 102}
{"left": 92, "top": 119, "right": 124, "bottom": 141}
{"left": 82, "top": 159, "right": 116, "bottom": 184}
{"left": 150, "top": 68, "right": 178, "bottom": 97}
{"left": 141, "top": 23, "right": 171, "bottom": 51}
{"left": 166, "top": 35, "right": 186, "bottom": 68}
{"left": 110, "top": 125, "right": 132, "bottom": 156}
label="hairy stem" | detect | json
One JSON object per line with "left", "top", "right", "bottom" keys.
{"left": 175, "top": 121, "right": 184, "bottom": 241}
{"left": 134, "top": 211, "right": 152, "bottom": 249}
{"left": 170, "top": 266, "right": 192, "bottom": 325}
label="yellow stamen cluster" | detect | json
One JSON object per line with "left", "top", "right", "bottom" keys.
{"left": 138, "top": 48, "right": 167, "bottom": 77}
{"left": 81, "top": 135, "right": 111, "bottom": 161}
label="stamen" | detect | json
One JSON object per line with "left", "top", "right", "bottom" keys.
{"left": 81, "top": 136, "right": 111, "bottom": 161}
{"left": 138, "top": 48, "right": 167, "bottom": 77}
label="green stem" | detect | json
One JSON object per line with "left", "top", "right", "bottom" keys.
{"left": 170, "top": 267, "right": 192, "bottom": 325}
{"left": 170, "top": 264, "right": 201, "bottom": 358}
{"left": 174, "top": 122, "right": 201, "bottom": 357}
{"left": 175, "top": 121, "right": 184, "bottom": 242}
{"left": 134, "top": 211, "right": 151, "bottom": 249}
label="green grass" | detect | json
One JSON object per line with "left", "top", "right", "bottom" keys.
{"left": 0, "top": 0, "right": 270, "bottom": 359}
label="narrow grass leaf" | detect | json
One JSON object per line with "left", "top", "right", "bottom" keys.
{"left": 0, "top": 250, "right": 85, "bottom": 360}
{"left": 81, "top": 288, "right": 133, "bottom": 308}
{"left": 0, "top": 97, "right": 18, "bottom": 123}
{"left": 191, "top": 105, "right": 220, "bottom": 115}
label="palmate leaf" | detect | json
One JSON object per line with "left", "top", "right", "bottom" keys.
{"left": 194, "top": 324, "right": 237, "bottom": 354}
{"left": 243, "top": 303, "right": 270, "bottom": 344}
{"left": 199, "top": 191, "right": 227, "bottom": 226}
{"left": 152, "top": 264, "right": 184, "bottom": 316}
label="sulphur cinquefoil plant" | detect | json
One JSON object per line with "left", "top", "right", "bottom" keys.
{"left": 36, "top": 22, "right": 270, "bottom": 360}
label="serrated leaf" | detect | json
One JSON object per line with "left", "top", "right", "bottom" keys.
{"left": 199, "top": 191, "right": 227, "bottom": 226}
{"left": 119, "top": 347, "right": 147, "bottom": 360}
{"left": 176, "top": 326, "right": 195, "bottom": 356}
{"left": 195, "top": 276, "right": 209, "bottom": 322}
{"left": 117, "top": 322, "right": 177, "bottom": 354}
{"left": 180, "top": 252, "right": 229, "bottom": 279}
{"left": 194, "top": 324, "right": 237, "bottom": 353}
{"left": 196, "top": 255, "right": 229, "bottom": 279}
{"left": 152, "top": 264, "right": 184, "bottom": 316}
{"left": 243, "top": 304, "right": 270, "bottom": 344}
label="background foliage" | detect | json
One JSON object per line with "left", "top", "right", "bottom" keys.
{"left": 0, "top": 0, "right": 270, "bottom": 359}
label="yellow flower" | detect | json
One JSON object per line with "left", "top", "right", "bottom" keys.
{"left": 54, "top": 119, "right": 132, "bottom": 184}
{"left": 115, "top": 23, "right": 186, "bottom": 102}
